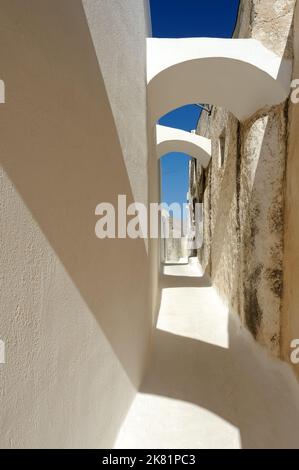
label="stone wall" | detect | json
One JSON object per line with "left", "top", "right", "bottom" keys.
{"left": 196, "top": 0, "right": 297, "bottom": 357}
{"left": 282, "top": 0, "right": 299, "bottom": 376}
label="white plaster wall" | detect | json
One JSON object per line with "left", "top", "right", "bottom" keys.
{"left": 0, "top": 0, "right": 151, "bottom": 448}
{"left": 82, "top": 0, "right": 151, "bottom": 209}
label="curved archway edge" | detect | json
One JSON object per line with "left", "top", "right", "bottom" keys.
{"left": 156, "top": 125, "right": 211, "bottom": 168}
{"left": 147, "top": 38, "right": 292, "bottom": 123}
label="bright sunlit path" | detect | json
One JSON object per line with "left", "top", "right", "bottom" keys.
{"left": 115, "top": 277, "right": 239, "bottom": 449}
{"left": 116, "top": 269, "right": 299, "bottom": 449}
{"left": 163, "top": 256, "right": 203, "bottom": 277}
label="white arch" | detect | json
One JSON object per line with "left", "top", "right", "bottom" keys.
{"left": 147, "top": 38, "right": 292, "bottom": 124}
{"left": 156, "top": 124, "right": 211, "bottom": 168}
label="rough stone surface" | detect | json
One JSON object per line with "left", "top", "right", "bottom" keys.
{"left": 282, "top": 0, "right": 299, "bottom": 377}
{"left": 195, "top": 0, "right": 296, "bottom": 357}
{"left": 239, "top": 105, "right": 287, "bottom": 353}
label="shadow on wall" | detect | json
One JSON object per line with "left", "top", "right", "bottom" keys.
{"left": 208, "top": 103, "right": 287, "bottom": 356}
{"left": 204, "top": 21, "right": 293, "bottom": 357}
{"left": 238, "top": 103, "right": 287, "bottom": 353}
{"left": 161, "top": 273, "right": 211, "bottom": 289}
{"left": 0, "top": 0, "right": 150, "bottom": 388}
{"left": 141, "top": 308, "right": 299, "bottom": 449}
{"left": 203, "top": 111, "right": 240, "bottom": 314}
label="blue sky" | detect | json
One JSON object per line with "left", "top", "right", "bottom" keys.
{"left": 149, "top": 0, "right": 240, "bottom": 217}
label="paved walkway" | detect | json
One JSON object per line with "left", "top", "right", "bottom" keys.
{"left": 116, "top": 261, "right": 299, "bottom": 449}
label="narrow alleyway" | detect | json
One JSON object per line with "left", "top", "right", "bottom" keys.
{"left": 116, "top": 260, "right": 299, "bottom": 449}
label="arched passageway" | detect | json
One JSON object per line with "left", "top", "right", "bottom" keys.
{"left": 147, "top": 38, "right": 292, "bottom": 124}
{"left": 156, "top": 124, "right": 211, "bottom": 168}
{"left": 116, "top": 5, "right": 299, "bottom": 452}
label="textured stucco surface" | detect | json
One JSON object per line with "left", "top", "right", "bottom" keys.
{"left": 0, "top": 0, "right": 151, "bottom": 448}
{"left": 197, "top": 0, "right": 296, "bottom": 357}
{"left": 82, "top": 0, "right": 150, "bottom": 210}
